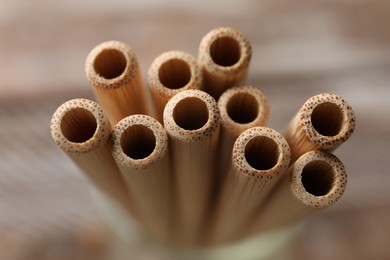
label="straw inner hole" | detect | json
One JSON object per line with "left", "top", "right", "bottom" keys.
{"left": 173, "top": 97, "right": 209, "bottom": 130}
{"left": 301, "top": 160, "right": 335, "bottom": 196}
{"left": 227, "top": 92, "right": 258, "bottom": 124}
{"left": 311, "top": 102, "right": 344, "bottom": 136}
{"left": 94, "top": 49, "right": 127, "bottom": 79}
{"left": 61, "top": 108, "right": 97, "bottom": 143}
{"left": 120, "top": 125, "right": 156, "bottom": 160}
{"left": 158, "top": 59, "right": 191, "bottom": 89}
{"left": 210, "top": 36, "right": 241, "bottom": 67}
{"left": 245, "top": 136, "right": 279, "bottom": 170}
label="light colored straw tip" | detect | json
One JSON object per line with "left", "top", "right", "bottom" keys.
{"left": 299, "top": 93, "right": 356, "bottom": 148}
{"left": 50, "top": 98, "right": 109, "bottom": 154}
{"left": 291, "top": 150, "right": 347, "bottom": 208}
{"left": 218, "top": 85, "right": 270, "bottom": 132}
{"left": 198, "top": 27, "right": 252, "bottom": 73}
{"left": 112, "top": 115, "right": 168, "bottom": 169}
{"left": 232, "top": 127, "right": 291, "bottom": 179}
{"left": 163, "top": 89, "right": 220, "bottom": 141}
{"left": 148, "top": 50, "right": 202, "bottom": 97}
{"left": 85, "top": 40, "right": 139, "bottom": 88}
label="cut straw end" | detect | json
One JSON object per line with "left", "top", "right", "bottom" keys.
{"left": 112, "top": 115, "right": 168, "bottom": 169}
{"left": 218, "top": 85, "right": 269, "bottom": 136}
{"left": 284, "top": 93, "right": 356, "bottom": 161}
{"left": 233, "top": 127, "right": 291, "bottom": 179}
{"left": 85, "top": 41, "right": 139, "bottom": 88}
{"left": 50, "top": 99, "right": 109, "bottom": 154}
{"left": 198, "top": 27, "right": 252, "bottom": 99}
{"left": 85, "top": 41, "right": 139, "bottom": 89}
{"left": 85, "top": 41, "right": 147, "bottom": 125}
{"left": 163, "top": 89, "right": 220, "bottom": 142}
{"left": 291, "top": 150, "right": 347, "bottom": 208}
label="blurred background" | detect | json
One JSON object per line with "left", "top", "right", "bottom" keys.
{"left": 1, "top": 0, "right": 389, "bottom": 259}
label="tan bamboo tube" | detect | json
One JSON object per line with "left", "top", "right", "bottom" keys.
{"left": 148, "top": 50, "right": 203, "bottom": 123}
{"left": 111, "top": 114, "right": 173, "bottom": 241}
{"left": 209, "top": 127, "right": 290, "bottom": 245}
{"left": 198, "top": 27, "right": 252, "bottom": 100}
{"left": 284, "top": 93, "right": 356, "bottom": 162}
{"left": 217, "top": 85, "right": 269, "bottom": 181}
{"left": 50, "top": 98, "right": 132, "bottom": 214}
{"left": 85, "top": 41, "right": 148, "bottom": 126}
{"left": 250, "top": 150, "right": 347, "bottom": 235}
{"left": 163, "top": 89, "right": 220, "bottom": 244}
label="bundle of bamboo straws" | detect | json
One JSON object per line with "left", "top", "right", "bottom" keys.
{"left": 50, "top": 27, "right": 356, "bottom": 247}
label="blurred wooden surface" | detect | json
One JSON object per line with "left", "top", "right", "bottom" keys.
{"left": 1, "top": 0, "right": 390, "bottom": 259}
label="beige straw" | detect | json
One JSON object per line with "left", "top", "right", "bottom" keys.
{"left": 148, "top": 50, "right": 203, "bottom": 123}
{"left": 209, "top": 127, "right": 290, "bottom": 245}
{"left": 250, "top": 150, "right": 347, "bottom": 235}
{"left": 50, "top": 98, "right": 132, "bottom": 214}
{"left": 198, "top": 27, "right": 252, "bottom": 100}
{"left": 284, "top": 93, "right": 356, "bottom": 162}
{"left": 217, "top": 85, "right": 269, "bottom": 180}
{"left": 85, "top": 41, "right": 148, "bottom": 126}
{"left": 163, "top": 89, "right": 220, "bottom": 244}
{"left": 111, "top": 114, "right": 173, "bottom": 241}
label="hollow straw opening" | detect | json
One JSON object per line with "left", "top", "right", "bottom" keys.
{"left": 60, "top": 108, "right": 97, "bottom": 143}
{"left": 173, "top": 97, "right": 209, "bottom": 130}
{"left": 93, "top": 49, "right": 127, "bottom": 79}
{"left": 120, "top": 125, "right": 156, "bottom": 160}
{"left": 301, "top": 160, "right": 336, "bottom": 196}
{"left": 226, "top": 92, "right": 259, "bottom": 124}
{"left": 244, "top": 136, "right": 280, "bottom": 170}
{"left": 210, "top": 36, "right": 241, "bottom": 67}
{"left": 311, "top": 102, "right": 344, "bottom": 136}
{"left": 158, "top": 59, "right": 191, "bottom": 89}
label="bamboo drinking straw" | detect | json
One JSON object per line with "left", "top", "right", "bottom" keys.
{"left": 209, "top": 127, "right": 290, "bottom": 244}
{"left": 217, "top": 85, "right": 269, "bottom": 181}
{"left": 112, "top": 115, "right": 173, "bottom": 241}
{"left": 148, "top": 50, "right": 203, "bottom": 123}
{"left": 85, "top": 41, "right": 148, "bottom": 126}
{"left": 249, "top": 150, "right": 347, "bottom": 235}
{"left": 50, "top": 98, "right": 132, "bottom": 214}
{"left": 198, "top": 27, "right": 252, "bottom": 100}
{"left": 284, "top": 93, "right": 356, "bottom": 162}
{"left": 163, "top": 89, "right": 220, "bottom": 244}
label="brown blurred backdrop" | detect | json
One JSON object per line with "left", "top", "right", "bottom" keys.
{"left": 1, "top": 0, "right": 390, "bottom": 259}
